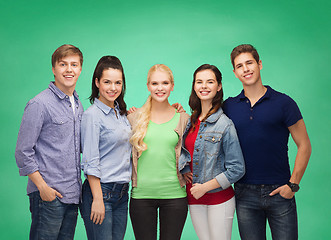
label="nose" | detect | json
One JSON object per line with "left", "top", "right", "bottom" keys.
{"left": 66, "top": 64, "right": 72, "bottom": 72}
{"left": 202, "top": 81, "right": 207, "bottom": 88}
{"left": 243, "top": 64, "right": 249, "bottom": 72}
{"left": 110, "top": 83, "right": 116, "bottom": 90}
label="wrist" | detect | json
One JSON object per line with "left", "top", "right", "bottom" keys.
{"left": 287, "top": 181, "right": 300, "bottom": 192}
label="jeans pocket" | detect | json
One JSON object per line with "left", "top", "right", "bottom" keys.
{"left": 276, "top": 193, "right": 294, "bottom": 201}
{"left": 41, "top": 197, "right": 59, "bottom": 204}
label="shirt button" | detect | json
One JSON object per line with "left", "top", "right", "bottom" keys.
{"left": 250, "top": 108, "right": 253, "bottom": 111}
{"left": 195, "top": 162, "right": 198, "bottom": 165}
{"left": 199, "top": 135, "right": 202, "bottom": 139}
{"left": 204, "top": 124, "right": 207, "bottom": 127}
{"left": 246, "top": 100, "right": 249, "bottom": 103}
{"left": 250, "top": 116, "right": 253, "bottom": 120}
{"left": 196, "top": 149, "right": 199, "bottom": 152}
{"left": 195, "top": 174, "right": 198, "bottom": 177}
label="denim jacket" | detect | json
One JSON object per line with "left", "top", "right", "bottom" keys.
{"left": 178, "top": 107, "right": 245, "bottom": 193}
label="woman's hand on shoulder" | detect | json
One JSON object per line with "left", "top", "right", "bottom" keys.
{"left": 127, "top": 107, "right": 138, "bottom": 115}
{"left": 172, "top": 103, "right": 186, "bottom": 113}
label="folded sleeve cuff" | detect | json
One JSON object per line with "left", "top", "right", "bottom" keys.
{"left": 215, "top": 173, "right": 231, "bottom": 190}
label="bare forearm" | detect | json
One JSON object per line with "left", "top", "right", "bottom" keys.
{"left": 87, "top": 175, "right": 103, "bottom": 201}
{"left": 290, "top": 143, "right": 312, "bottom": 184}
{"left": 203, "top": 178, "right": 221, "bottom": 192}
{"left": 28, "top": 171, "right": 48, "bottom": 191}
{"left": 191, "top": 178, "right": 221, "bottom": 199}
{"left": 28, "top": 171, "right": 62, "bottom": 201}
{"left": 288, "top": 119, "right": 312, "bottom": 184}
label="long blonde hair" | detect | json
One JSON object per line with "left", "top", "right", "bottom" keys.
{"left": 130, "top": 64, "right": 174, "bottom": 155}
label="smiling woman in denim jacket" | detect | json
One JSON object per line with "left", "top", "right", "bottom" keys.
{"left": 179, "top": 64, "right": 245, "bottom": 240}
{"left": 80, "top": 56, "right": 132, "bottom": 240}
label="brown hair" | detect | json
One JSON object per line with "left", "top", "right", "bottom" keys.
{"left": 89, "top": 56, "right": 127, "bottom": 115}
{"left": 189, "top": 64, "right": 223, "bottom": 130}
{"left": 51, "top": 44, "right": 83, "bottom": 67}
{"left": 230, "top": 44, "right": 259, "bottom": 68}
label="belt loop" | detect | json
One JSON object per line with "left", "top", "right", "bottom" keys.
{"left": 112, "top": 182, "right": 117, "bottom": 191}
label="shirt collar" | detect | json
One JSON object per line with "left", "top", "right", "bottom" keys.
{"left": 205, "top": 107, "right": 224, "bottom": 123}
{"left": 48, "top": 81, "right": 79, "bottom": 100}
{"left": 237, "top": 85, "right": 272, "bottom": 102}
{"left": 94, "top": 98, "right": 119, "bottom": 115}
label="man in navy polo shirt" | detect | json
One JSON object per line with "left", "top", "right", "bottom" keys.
{"left": 223, "top": 44, "right": 312, "bottom": 240}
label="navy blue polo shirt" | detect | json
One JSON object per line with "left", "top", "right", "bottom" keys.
{"left": 223, "top": 86, "right": 302, "bottom": 185}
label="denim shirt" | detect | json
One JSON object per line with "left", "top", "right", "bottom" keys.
{"left": 81, "top": 99, "right": 132, "bottom": 184}
{"left": 178, "top": 108, "right": 245, "bottom": 193}
{"left": 15, "top": 82, "right": 83, "bottom": 204}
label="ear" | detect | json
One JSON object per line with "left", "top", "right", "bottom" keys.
{"left": 171, "top": 83, "right": 174, "bottom": 91}
{"left": 95, "top": 78, "right": 100, "bottom": 88}
{"left": 217, "top": 83, "right": 222, "bottom": 92}
{"left": 258, "top": 60, "right": 263, "bottom": 70}
{"left": 52, "top": 67, "right": 55, "bottom": 75}
{"left": 147, "top": 82, "right": 151, "bottom": 92}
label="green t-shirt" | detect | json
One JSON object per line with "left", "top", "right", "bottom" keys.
{"left": 132, "top": 112, "right": 186, "bottom": 199}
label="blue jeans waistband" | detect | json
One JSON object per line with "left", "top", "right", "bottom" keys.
{"left": 235, "top": 183, "right": 283, "bottom": 191}
{"left": 101, "top": 182, "right": 129, "bottom": 192}
{"left": 83, "top": 179, "right": 129, "bottom": 193}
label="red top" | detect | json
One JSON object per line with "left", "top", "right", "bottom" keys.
{"left": 185, "top": 119, "right": 234, "bottom": 205}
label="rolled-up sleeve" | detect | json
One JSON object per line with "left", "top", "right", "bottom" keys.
{"left": 15, "top": 101, "right": 44, "bottom": 176}
{"left": 215, "top": 123, "right": 245, "bottom": 188}
{"left": 81, "top": 111, "right": 101, "bottom": 178}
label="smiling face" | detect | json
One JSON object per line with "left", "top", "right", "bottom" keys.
{"left": 52, "top": 54, "right": 82, "bottom": 95}
{"left": 96, "top": 68, "right": 123, "bottom": 108}
{"left": 194, "top": 69, "right": 222, "bottom": 104}
{"left": 147, "top": 70, "right": 174, "bottom": 103}
{"left": 233, "top": 52, "right": 263, "bottom": 87}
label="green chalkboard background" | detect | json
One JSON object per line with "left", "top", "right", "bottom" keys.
{"left": 1, "top": 0, "right": 329, "bottom": 239}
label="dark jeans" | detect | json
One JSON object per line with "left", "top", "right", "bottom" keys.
{"left": 129, "top": 197, "right": 188, "bottom": 240}
{"left": 29, "top": 191, "right": 78, "bottom": 240}
{"left": 80, "top": 180, "right": 129, "bottom": 240}
{"left": 235, "top": 183, "right": 298, "bottom": 240}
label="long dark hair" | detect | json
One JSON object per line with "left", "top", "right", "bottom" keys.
{"left": 89, "top": 56, "right": 127, "bottom": 115}
{"left": 189, "top": 64, "right": 223, "bottom": 130}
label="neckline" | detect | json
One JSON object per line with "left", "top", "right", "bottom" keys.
{"left": 150, "top": 112, "right": 178, "bottom": 125}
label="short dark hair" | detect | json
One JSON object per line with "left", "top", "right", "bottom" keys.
{"left": 51, "top": 44, "right": 83, "bottom": 67}
{"left": 230, "top": 44, "right": 259, "bottom": 68}
{"left": 189, "top": 64, "right": 223, "bottom": 130}
{"left": 89, "top": 56, "right": 127, "bottom": 115}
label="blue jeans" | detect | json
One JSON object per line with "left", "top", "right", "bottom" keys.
{"left": 80, "top": 180, "right": 129, "bottom": 240}
{"left": 29, "top": 191, "right": 78, "bottom": 240}
{"left": 235, "top": 183, "right": 298, "bottom": 240}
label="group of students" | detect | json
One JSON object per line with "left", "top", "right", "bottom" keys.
{"left": 15, "top": 43, "right": 311, "bottom": 240}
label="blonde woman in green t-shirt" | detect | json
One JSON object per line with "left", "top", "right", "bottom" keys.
{"left": 128, "top": 64, "right": 189, "bottom": 240}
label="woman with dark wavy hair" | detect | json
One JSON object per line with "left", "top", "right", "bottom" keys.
{"left": 80, "top": 56, "right": 131, "bottom": 240}
{"left": 179, "top": 64, "right": 245, "bottom": 240}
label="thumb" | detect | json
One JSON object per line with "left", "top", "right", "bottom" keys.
{"left": 269, "top": 188, "right": 280, "bottom": 196}
{"left": 55, "top": 190, "right": 63, "bottom": 198}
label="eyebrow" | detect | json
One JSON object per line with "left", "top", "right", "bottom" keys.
{"left": 196, "top": 78, "right": 216, "bottom": 81}
{"left": 58, "top": 60, "right": 79, "bottom": 64}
